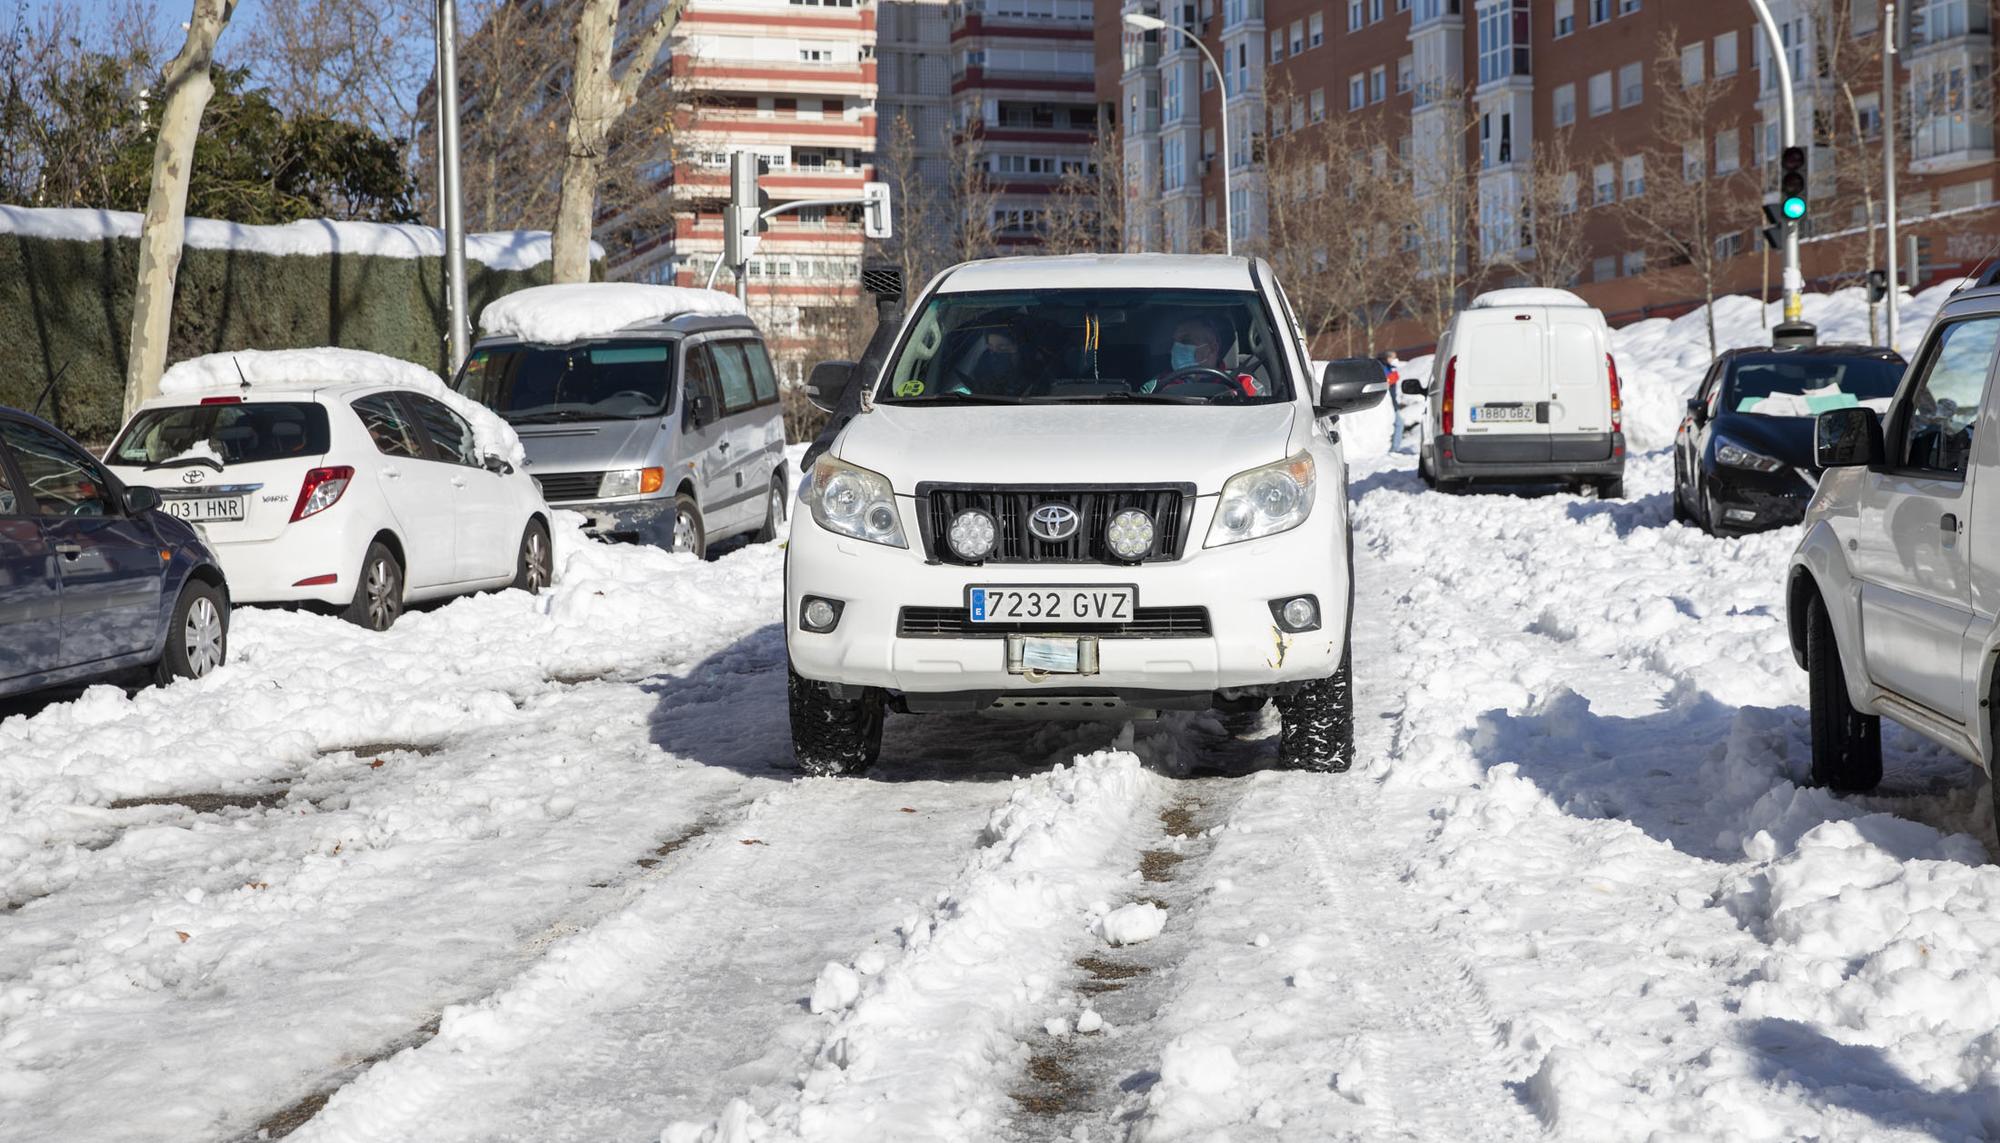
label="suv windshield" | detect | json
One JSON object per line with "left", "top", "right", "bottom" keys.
{"left": 109, "top": 402, "right": 331, "bottom": 468}
{"left": 457, "top": 340, "right": 675, "bottom": 423}
{"left": 877, "top": 288, "right": 1294, "bottom": 406}
{"left": 1725, "top": 354, "right": 1904, "bottom": 417}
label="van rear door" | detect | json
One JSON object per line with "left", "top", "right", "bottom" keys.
{"left": 1453, "top": 313, "right": 1552, "bottom": 463}
{"left": 1547, "top": 311, "right": 1614, "bottom": 460}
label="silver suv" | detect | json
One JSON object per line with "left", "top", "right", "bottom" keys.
{"left": 456, "top": 307, "right": 788, "bottom": 557}
{"left": 1788, "top": 267, "right": 2000, "bottom": 849}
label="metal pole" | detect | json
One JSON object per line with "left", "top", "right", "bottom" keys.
{"left": 1159, "top": 24, "right": 1231, "bottom": 256}
{"left": 436, "top": 0, "right": 471, "bottom": 373}
{"left": 1747, "top": 0, "right": 1803, "bottom": 322}
{"left": 1883, "top": 2, "right": 1900, "bottom": 347}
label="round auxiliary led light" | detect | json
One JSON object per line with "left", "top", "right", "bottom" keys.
{"left": 804, "top": 598, "right": 838, "bottom": 631}
{"left": 948, "top": 509, "right": 997, "bottom": 561}
{"left": 1105, "top": 508, "right": 1156, "bottom": 561}
{"left": 1281, "top": 597, "right": 1318, "bottom": 630}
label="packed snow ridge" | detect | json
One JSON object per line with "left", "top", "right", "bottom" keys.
{"left": 0, "top": 205, "right": 593, "bottom": 271}
{"left": 478, "top": 283, "right": 747, "bottom": 345}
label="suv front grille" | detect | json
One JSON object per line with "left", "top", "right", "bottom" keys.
{"left": 897, "top": 605, "right": 1211, "bottom": 639}
{"left": 534, "top": 471, "right": 604, "bottom": 503}
{"left": 915, "top": 483, "right": 1194, "bottom": 565}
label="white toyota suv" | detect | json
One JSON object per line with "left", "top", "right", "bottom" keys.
{"left": 785, "top": 254, "right": 1386, "bottom": 775}
{"left": 1788, "top": 270, "right": 2000, "bottom": 848}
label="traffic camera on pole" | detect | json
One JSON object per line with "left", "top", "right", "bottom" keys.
{"left": 1779, "top": 146, "right": 1808, "bottom": 222}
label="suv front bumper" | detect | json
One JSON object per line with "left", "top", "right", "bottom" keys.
{"left": 786, "top": 499, "right": 1350, "bottom": 697}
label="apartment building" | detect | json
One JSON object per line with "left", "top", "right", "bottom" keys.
{"left": 1105, "top": 0, "right": 2000, "bottom": 339}
{"left": 879, "top": 0, "right": 954, "bottom": 186}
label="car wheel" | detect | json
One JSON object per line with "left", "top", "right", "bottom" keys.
{"left": 155, "top": 580, "right": 228, "bottom": 684}
{"left": 1807, "top": 593, "right": 1882, "bottom": 792}
{"left": 1597, "top": 477, "right": 1625, "bottom": 500}
{"left": 343, "top": 542, "right": 404, "bottom": 631}
{"left": 1702, "top": 485, "right": 1727, "bottom": 537}
{"left": 788, "top": 664, "right": 883, "bottom": 776}
{"left": 1275, "top": 642, "right": 1354, "bottom": 772}
{"left": 753, "top": 476, "right": 787, "bottom": 544}
{"left": 1673, "top": 468, "right": 1696, "bottom": 523}
{"left": 512, "top": 519, "right": 553, "bottom": 594}
{"left": 671, "top": 493, "right": 707, "bottom": 560}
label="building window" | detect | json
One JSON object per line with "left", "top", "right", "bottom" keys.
{"left": 800, "top": 46, "right": 834, "bottom": 63}
{"left": 1620, "top": 0, "right": 1640, "bottom": 13}
{"left": 1271, "top": 30, "right": 1284, "bottom": 63}
{"left": 1349, "top": 0, "right": 1363, "bottom": 32}
{"left": 1479, "top": 110, "right": 1515, "bottom": 167}
{"left": 1371, "top": 65, "right": 1387, "bottom": 102}
{"left": 1593, "top": 254, "right": 1618, "bottom": 281}
{"left": 1623, "top": 250, "right": 1646, "bottom": 276}
{"left": 1553, "top": 82, "right": 1576, "bottom": 126}
{"left": 1371, "top": 0, "right": 1385, "bottom": 21}
{"left": 1622, "top": 154, "right": 1645, "bottom": 196}
{"left": 1476, "top": 0, "right": 1531, "bottom": 86}
{"left": 1594, "top": 161, "right": 1616, "bottom": 203}
{"left": 1713, "top": 31, "right": 1738, "bottom": 76}
{"left": 1682, "top": 140, "right": 1704, "bottom": 181}
{"left": 1309, "top": 13, "right": 1324, "bottom": 46}
{"left": 1681, "top": 43, "right": 1704, "bottom": 86}
{"left": 1310, "top": 88, "right": 1326, "bottom": 121}
{"left": 1555, "top": 0, "right": 1574, "bottom": 37}
{"left": 1560, "top": 170, "right": 1579, "bottom": 213}
{"left": 1589, "top": 0, "right": 1610, "bottom": 25}
{"left": 1588, "top": 71, "right": 1613, "bottom": 115}
{"left": 1397, "top": 56, "right": 1413, "bottom": 92}
{"left": 1715, "top": 127, "right": 1740, "bottom": 173}
{"left": 1350, "top": 74, "right": 1366, "bottom": 109}
{"left": 1290, "top": 19, "right": 1305, "bottom": 54}
{"left": 1619, "top": 62, "right": 1643, "bottom": 107}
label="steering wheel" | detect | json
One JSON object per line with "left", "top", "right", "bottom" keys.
{"left": 1155, "top": 366, "right": 1247, "bottom": 401}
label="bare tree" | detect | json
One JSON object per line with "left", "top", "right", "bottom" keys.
{"left": 1614, "top": 30, "right": 1751, "bottom": 359}
{"left": 874, "top": 112, "right": 948, "bottom": 296}
{"left": 1262, "top": 102, "right": 1404, "bottom": 355}
{"left": 1388, "top": 83, "right": 1479, "bottom": 340}
{"left": 1802, "top": 0, "right": 1894, "bottom": 337}
{"left": 1042, "top": 129, "right": 1125, "bottom": 256}
{"left": 553, "top": 0, "right": 686, "bottom": 282}
{"left": 1498, "top": 127, "right": 1591, "bottom": 290}
{"left": 946, "top": 124, "right": 1001, "bottom": 264}
{"left": 124, "top": 0, "right": 238, "bottom": 416}
{"left": 233, "top": 0, "right": 431, "bottom": 161}
{"left": 0, "top": 1, "right": 165, "bottom": 209}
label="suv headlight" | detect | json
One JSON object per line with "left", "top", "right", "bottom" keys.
{"left": 1206, "top": 451, "right": 1316, "bottom": 547}
{"left": 1715, "top": 441, "right": 1784, "bottom": 472}
{"left": 809, "top": 456, "right": 907, "bottom": 548}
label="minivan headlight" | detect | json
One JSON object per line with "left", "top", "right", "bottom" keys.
{"left": 599, "top": 467, "right": 665, "bottom": 497}
{"left": 809, "top": 456, "right": 907, "bottom": 548}
{"left": 1207, "top": 452, "right": 1316, "bottom": 547}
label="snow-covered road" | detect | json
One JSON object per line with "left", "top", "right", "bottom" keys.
{"left": 6, "top": 437, "right": 2000, "bottom": 1141}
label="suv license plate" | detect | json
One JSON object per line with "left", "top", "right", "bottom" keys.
{"left": 1006, "top": 635, "right": 1100, "bottom": 676}
{"left": 968, "top": 585, "right": 1136, "bottom": 624}
{"left": 163, "top": 496, "right": 245, "bottom": 522}
{"left": 1471, "top": 404, "right": 1535, "bottom": 423}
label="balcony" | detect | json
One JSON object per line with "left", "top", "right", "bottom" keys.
{"left": 1220, "top": 0, "right": 1262, "bottom": 32}
{"left": 1410, "top": 0, "right": 1464, "bottom": 31}
{"left": 1910, "top": 0, "right": 1991, "bottom": 50}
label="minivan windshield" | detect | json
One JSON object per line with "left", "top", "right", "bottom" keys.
{"left": 876, "top": 288, "right": 1294, "bottom": 406}
{"left": 1725, "top": 354, "right": 1905, "bottom": 417}
{"left": 109, "top": 402, "right": 332, "bottom": 468}
{"left": 457, "top": 340, "right": 675, "bottom": 423}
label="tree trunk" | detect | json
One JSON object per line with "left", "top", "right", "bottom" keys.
{"left": 553, "top": 0, "right": 619, "bottom": 284}
{"left": 123, "top": 0, "right": 237, "bottom": 418}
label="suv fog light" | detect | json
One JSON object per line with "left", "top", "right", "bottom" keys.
{"left": 1106, "top": 509, "right": 1156, "bottom": 561}
{"left": 801, "top": 596, "right": 843, "bottom": 633}
{"left": 948, "top": 509, "right": 997, "bottom": 561}
{"left": 1271, "top": 595, "right": 1321, "bottom": 633}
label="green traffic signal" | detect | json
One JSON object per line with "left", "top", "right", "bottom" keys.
{"left": 1782, "top": 196, "right": 1807, "bottom": 220}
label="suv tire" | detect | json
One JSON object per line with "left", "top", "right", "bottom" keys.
{"left": 1597, "top": 477, "right": 1625, "bottom": 500}
{"left": 1807, "top": 593, "right": 1882, "bottom": 792}
{"left": 156, "top": 580, "right": 228, "bottom": 683}
{"left": 344, "top": 542, "right": 404, "bottom": 631}
{"left": 1275, "top": 644, "right": 1354, "bottom": 772}
{"left": 788, "top": 664, "right": 883, "bottom": 776}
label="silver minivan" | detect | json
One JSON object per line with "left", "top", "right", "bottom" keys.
{"left": 454, "top": 311, "right": 789, "bottom": 557}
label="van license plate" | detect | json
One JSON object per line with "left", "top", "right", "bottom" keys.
{"left": 163, "top": 496, "right": 245, "bottom": 522}
{"left": 1471, "top": 404, "right": 1535, "bottom": 423}
{"left": 968, "top": 586, "right": 1135, "bottom": 624}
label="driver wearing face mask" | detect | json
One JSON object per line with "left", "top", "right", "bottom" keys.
{"left": 1166, "top": 316, "right": 1225, "bottom": 374}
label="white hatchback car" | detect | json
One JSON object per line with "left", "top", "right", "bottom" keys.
{"left": 785, "top": 254, "right": 1386, "bottom": 775}
{"left": 1788, "top": 272, "right": 2000, "bottom": 848}
{"left": 106, "top": 349, "right": 550, "bottom": 630}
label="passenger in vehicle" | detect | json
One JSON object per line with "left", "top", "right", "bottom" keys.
{"left": 943, "top": 316, "right": 1039, "bottom": 397}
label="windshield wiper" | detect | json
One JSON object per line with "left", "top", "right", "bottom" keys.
{"left": 1045, "top": 391, "right": 1204, "bottom": 405}
{"left": 878, "top": 393, "right": 1034, "bottom": 405}
{"left": 144, "top": 457, "right": 224, "bottom": 472}
{"left": 505, "top": 409, "right": 591, "bottom": 424}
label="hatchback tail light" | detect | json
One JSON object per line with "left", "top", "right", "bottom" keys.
{"left": 1440, "top": 356, "right": 1458, "bottom": 437}
{"left": 1606, "top": 353, "right": 1623, "bottom": 434}
{"left": 291, "top": 466, "right": 354, "bottom": 522}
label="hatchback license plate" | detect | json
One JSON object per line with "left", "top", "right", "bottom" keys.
{"left": 1471, "top": 404, "right": 1535, "bottom": 423}
{"left": 968, "top": 585, "right": 1135, "bottom": 624}
{"left": 163, "top": 496, "right": 245, "bottom": 522}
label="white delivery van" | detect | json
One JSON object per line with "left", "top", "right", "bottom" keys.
{"left": 1415, "top": 287, "right": 1626, "bottom": 497}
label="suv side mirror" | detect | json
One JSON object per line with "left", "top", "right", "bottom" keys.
{"left": 1816, "top": 406, "right": 1884, "bottom": 468}
{"left": 124, "top": 485, "right": 161, "bottom": 514}
{"left": 1316, "top": 358, "right": 1389, "bottom": 417}
{"left": 806, "top": 360, "right": 857, "bottom": 414}
{"left": 1399, "top": 377, "right": 1426, "bottom": 397}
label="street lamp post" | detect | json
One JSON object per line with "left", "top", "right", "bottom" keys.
{"left": 1123, "top": 12, "right": 1232, "bottom": 256}
{"left": 1745, "top": 0, "right": 1804, "bottom": 326}
{"left": 435, "top": 0, "right": 471, "bottom": 373}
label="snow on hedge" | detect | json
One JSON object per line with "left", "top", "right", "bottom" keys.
{"left": 158, "top": 347, "right": 524, "bottom": 465}
{"left": 0, "top": 205, "right": 594, "bottom": 272}
{"left": 478, "top": 283, "right": 746, "bottom": 345}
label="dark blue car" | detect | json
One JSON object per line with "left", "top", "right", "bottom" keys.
{"left": 0, "top": 406, "right": 230, "bottom": 699}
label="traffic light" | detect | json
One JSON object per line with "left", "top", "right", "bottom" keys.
{"left": 1779, "top": 146, "right": 1808, "bottom": 221}
{"left": 1760, "top": 200, "right": 1786, "bottom": 250}
{"left": 1867, "top": 269, "right": 1889, "bottom": 304}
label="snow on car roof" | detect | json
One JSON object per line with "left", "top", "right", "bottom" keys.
{"left": 157, "top": 347, "right": 525, "bottom": 466}
{"left": 937, "top": 254, "right": 1257, "bottom": 293}
{"left": 1468, "top": 288, "right": 1592, "bottom": 309}
{"left": 478, "top": 283, "right": 748, "bottom": 344}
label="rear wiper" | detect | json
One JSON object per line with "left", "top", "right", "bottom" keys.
{"left": 144, "top": 457, "right": 224, "bottom": 472}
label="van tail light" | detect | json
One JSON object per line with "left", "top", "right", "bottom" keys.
{"left": 1440, "top": 356, "right": 1458, "bottom": 437}
{"left": 291, "top": 466, "right": 354, "bottom": 522}
{"left": 1606, "top": 353, "right": 1623, "bottom": 434}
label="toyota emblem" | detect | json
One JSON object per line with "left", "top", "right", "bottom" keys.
{"left": 180, "top": 468, "right": 206, "bottom": 484}
{"left": 1028, "top": 503, "right": 1080, "bottom": 542}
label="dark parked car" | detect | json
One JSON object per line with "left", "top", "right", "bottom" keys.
{"left": 1673, "top": 345, "right": 1907, "bottom": 536}
{"left": 0, "top": 406, "right": 230, "bottom": 699}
